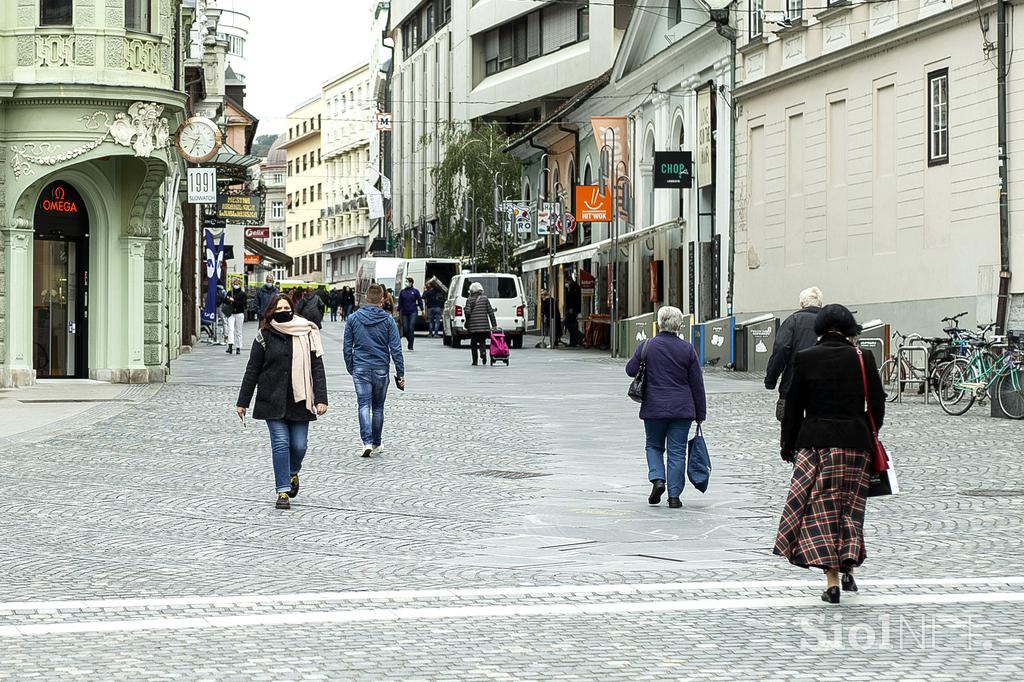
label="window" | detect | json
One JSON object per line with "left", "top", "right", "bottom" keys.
{"left": 426, "top": 2, "right": 435, "bottom": 36}
{"left": 669, "top": 0, "right": 683, "bottom": 25}
{"left": 317, "top": 183, "right": 323, "bottom": 201}
{"left": 302, "top": 222, "right": 307, "bottom": 239}
{"left": 302, "top": 188, "right": 307, "bottom": 204}
{"left": 40, "top": 0, "right": 72, "bottom": 25}
{"left": 302, "top": 156, "right": 307, "bottom": 172}
{"left": 928, "top": 68, "right": 949, "bottom": 165}
{"left": 273, "top": 173, "right": 283, "bottom": 184}
{"left": 578, "top": 4, "right": 590, "bottom": 40}
{"left": 461, "top": 276, "right": 518, "bottom": 299}
{"left": 287, "top": 161, "right": 293, "bottom": 176}
{"left": 786, "top": 0, "right": 803, "bottom": 21}
{"left": 317, "top": 149, "right": 322, "bottom": 165}
{"left": 271, "top": 201, "right": 283, "bottom": 219}
{"left": 443, "top": 0, "right": 452, "bottom": 24}
{"left": 749, "top": 0, "right": 764, "bottom": 39}
{"left": 225, "top": 34, "right": 244, "bottom": 56}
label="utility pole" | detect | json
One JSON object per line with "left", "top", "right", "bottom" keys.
{"left": 997, "top": 0, "right": 1012, "bottom": 334}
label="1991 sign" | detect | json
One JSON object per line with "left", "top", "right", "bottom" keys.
{"left": 187, "top": 168, "right": 217, "bottom": 204}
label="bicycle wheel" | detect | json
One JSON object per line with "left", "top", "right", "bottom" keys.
{"left": 996, "top": 369, "right": 1024, "bottom": 419}
{"left": 938, "top": 359, "right": 976, "bottom": 415}
{"left": 879, "top": 358, "right": 904, "bottom": 403}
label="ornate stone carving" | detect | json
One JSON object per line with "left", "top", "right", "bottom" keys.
{"left": 17, "top": 0, "right": 35, "bottom": 27}
{"left": 106, "top": 0, "right": 124, "bottom": 26}
{"left": 125, "top": 38, "right": 161, "bottom": 73}
{"left": 105, "top": 37, "right": 124, "bottom": 68}
{"left": 16, "top": 36, "right": 34, "bottom": 66}
{"left": 76, "top": 0, "right": 96, "bottom": 25}
{"left": 126, "top": 162, "right": 163, "bottom": 237}
{"left": 35, "top": 35, "right": 76, "bottom": 67}
{"left": 77, "top": 35, "right": 96, "bottom": 65}
{"left": 9, "top": 104, "right": 171, "bottom": 179}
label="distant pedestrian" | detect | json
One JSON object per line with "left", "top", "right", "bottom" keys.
{"left": 540, "top": 289, "right": 561, "bottom": 346}
{"left": 295, "top": 287, "right": 325, "bottom": 329}
{"left": 464, "top": 282, "right": 497, "bottom": 366}
{"left": 423, "top": 281, "right": 445, "bottom": 338}
{"left": 625, "top": 306, "right": 706, "bottom": 509}
{"left": 224, "top": 277, "right": 247, "bottom": 355}
{"left": 255, "top": 275, "right": 279, "bottom": 318}
{"left": 382, "top": 288, "right": 396, "bottom": 315}
{"left": 343, "top": 284, "right": 405, "bottom": 457}
{"left": 328, "top": 288, "right": 340, "bottom": 322}
{"left": 774, "top": 304, "right": 885, "bottom": 604}
{"left": 766, "top": 287, "right": 824, "bottom": 421}
{"left": 341, "top": 287, "right": 355, "bottom": 319}
{"left": 564, "top": 277, "right": 583, "bottom": 346}
{"left": 291, "top": 287, "right": 304, "bottom": 307}
{"left": 398, "top": 277, "right": 424, "bottom": 350}
{"left": 236, "top": 294, "right": 328, "bottom": 510}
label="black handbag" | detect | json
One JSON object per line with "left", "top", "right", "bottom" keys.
{"left": 627, "top": 341, "right": 650, "bottom": 403}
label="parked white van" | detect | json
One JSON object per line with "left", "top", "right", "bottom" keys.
{"left": 443, "top": 273, "right": 528, "bottom": 349}
{"left": 355, "top": 257, "right": 403, "bottom": 306}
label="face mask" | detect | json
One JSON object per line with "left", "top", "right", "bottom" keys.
{"left": 272, "top": 311, "right": 293, "bottom": 323}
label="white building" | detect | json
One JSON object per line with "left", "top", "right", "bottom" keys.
{"left": 215, "top": 0, "right": 249, "bottom": 81}
{"left": 321, "top": 64, "right": 374, "bottom": 286}
{"left": 733, "top": 0, "right": 1024, "bottom": 333}
{"left": 389, "top": 0, "right": 633, "bottom": 255}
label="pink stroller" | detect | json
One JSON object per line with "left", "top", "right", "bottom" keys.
{"left": 489, "top": 329, "right": 510, "bottom": 365}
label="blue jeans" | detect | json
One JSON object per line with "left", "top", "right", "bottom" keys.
{"left": 343, "top": 304, "right": 353, "bottom": 319}
{"left": 401, "top": 313, "right": 417, "bottom": 349}
{"left": 353, "top": 369, "right": 389, "bottom": 446}
{"left": 266, "top": 419, "right": 309, "bottom": 493}
{"left": 428, "top": 307, "right": 442, "bottom": 336}
{"left": 644, "top": 418, "right": 692, "bottom": 498}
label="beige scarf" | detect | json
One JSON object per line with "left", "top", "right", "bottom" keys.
{"left": 269, "top": 316, "right": 324, "bottom": 415}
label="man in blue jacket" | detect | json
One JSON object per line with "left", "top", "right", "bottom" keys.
{"left": 397, "top": 277, "right": 424, "bottom": 350}
{"left": 343, "top": 283, "right": 406, "bottom": 457}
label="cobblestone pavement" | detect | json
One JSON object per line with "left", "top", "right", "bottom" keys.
{"left": 2, "top": 320, "right": 1024, "bottom": 679}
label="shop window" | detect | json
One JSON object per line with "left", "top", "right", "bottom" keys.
{"left": 40, "top": 0, "right": 72, "bottom": 25}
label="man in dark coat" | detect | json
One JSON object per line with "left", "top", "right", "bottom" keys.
{"left": 295, "top": 288, "right": 325, "bottom": 329}
{"left": 765, "top": 287, "right": 824, "bottom": 421}
{"left": 254, "top": 275, "right": 279, "bottom": 318}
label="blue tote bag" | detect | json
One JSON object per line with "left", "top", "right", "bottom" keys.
{"left": 687, "top": 425, "right": 712, "bottom": 493}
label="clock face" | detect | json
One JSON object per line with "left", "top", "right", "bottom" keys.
{"left": 176, "top": 118, "right": 222, "bottom": 163}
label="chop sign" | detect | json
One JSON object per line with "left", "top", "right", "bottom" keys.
{"left": 41, "top": 185, "right": 80, "bottom": 214}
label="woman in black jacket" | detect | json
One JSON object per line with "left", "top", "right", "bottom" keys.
{"left": 774, "top": 304, "right": 886, "bottom": 604}
{"left": 464, "top": 282, "right": 497, "bottom": 366}
{"left": 236, "top": 294, "right": 328, "bottom": 509}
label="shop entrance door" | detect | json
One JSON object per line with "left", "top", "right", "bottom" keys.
{"left": 32, "top": 181, "right": 89, "bottom": 378}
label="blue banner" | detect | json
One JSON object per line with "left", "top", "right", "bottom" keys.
{"left": 201, "top": 230, "right": 225, "bottom": 324}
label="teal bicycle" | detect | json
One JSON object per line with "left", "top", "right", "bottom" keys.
{"left": 937, "top": 331, "right": 1024, "bottom": 418}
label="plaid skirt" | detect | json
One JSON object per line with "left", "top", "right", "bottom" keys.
{"left": 774, "top": 447, "right": 870, "bottom": 572}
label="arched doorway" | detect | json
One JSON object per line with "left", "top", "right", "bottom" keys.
{"left": 33, "top": 180, "right": 89, "bottom": 378}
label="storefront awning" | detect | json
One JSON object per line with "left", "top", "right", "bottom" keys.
{"left": 513, "top": 238, "right": 545, "bottom": 258}
{"left": 615, "top": 219, "right": 681, "bottom": 247}
{"left": 245, "top": 237, "right": 292, "bottom": 266}
{"left": 520, "top": 238, "right": 612, "bottom": 273}
{"left": 208, "top": 143, "right": 263, "bottom": 183}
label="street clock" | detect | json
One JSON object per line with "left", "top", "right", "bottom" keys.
{"left": 175, "top": 116, "right": 222, "bottom": 164}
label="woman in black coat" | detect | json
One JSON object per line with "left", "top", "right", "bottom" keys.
{"left": 774, "top": 304, "right": 886, "bottom": 604}
{"left": 464, "top": 282, "right": 497, "bottom": 366}
{"left": 236, "top": 294, "right": 328, "bottom": 509}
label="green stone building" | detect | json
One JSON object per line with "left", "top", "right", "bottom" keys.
{"left": 0, "top": 0, "right": 189, "bottom": 386}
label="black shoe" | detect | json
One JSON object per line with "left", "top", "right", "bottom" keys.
{"left": 841, "top": 573, "right": 858, "bottom": 593}
{"left": 226, "top": 345, "right": 233, "bottom": 354}
{"left": 275, "top": 492, "right": 291, "bottom": 510}
{"left": 472, "top": 361, "right": 478, "bottom": 366}
{"left": 235, "top": 347, "right": 241, "bottom": 355}
{"left": 668, "top": 497, "right": 682, "bottom": 509}
{"left": 821, "top": 586, "right": 840, "bottom": 604}
{"left": 288, "top": 474, "right": 299, "bottom": 498}
{"left": 648, "top": 480, "right": 666, "bottom": 505}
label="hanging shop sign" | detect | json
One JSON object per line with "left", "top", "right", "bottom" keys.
{"left": 653, "top": 151, "right": 693, "bottom": 189}
{"left": 244, "top": 226, "right": 270, "bottom": 238}
{"left": 202, "top": 230, "right": 225, "bottom": 324}
{"left": 375, "top": 112, "right": 393, "bottom": 131}
{"left": 575, "top": 185, "right": 611, "bottom": 222}
{"left": 696, "top": 84, "right": 715, "bottom": 189}
{"left": 214, "top": 191, "right": 264, "bottom": 225}
{"left": 187, "top": 167, "right": 217, "bottom": 203}
{"left": 244, "top": 254, "right": 260, "bottom": 265}
{"left": 591, "top": 117, "right": 629, "bottom": 172}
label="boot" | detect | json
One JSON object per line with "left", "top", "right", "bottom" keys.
{"left": 226, "top": 344, "right": 233, "bottom": 354}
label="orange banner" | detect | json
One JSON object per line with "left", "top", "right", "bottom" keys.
{"left": 575, "top": 185, "right": 611, "bottom": 222}
{"left": 591, "top": 116, "right": 629, "bottom": 175}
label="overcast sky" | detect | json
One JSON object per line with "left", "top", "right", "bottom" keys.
{"left": 242, "top": 0, "right": 376, "bottom": 138}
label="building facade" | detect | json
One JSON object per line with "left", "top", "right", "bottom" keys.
{"left": 321, "top": 64, "right": 372, "bottom": 287}
{"left": 0, "top": 0, "right": 193, "bottom": 387}
{"left": 281, "top": 96, "right": 324, "bottom": 280}
{"left": 733, "top": 0, "right": 1024, "bottom": 332}
{"left": 260, "top": 134, "right": 288, "bottom": 282}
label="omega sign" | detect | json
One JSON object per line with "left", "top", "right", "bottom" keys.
{"left": 40, "top": 184, "right": 81, "bottom": 214}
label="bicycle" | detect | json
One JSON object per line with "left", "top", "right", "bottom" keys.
{"left": 937, "top": 329, "right": 1024, "bottom": 418}
{"left": 878, "top": 313, "right": 976, "bottom": 401}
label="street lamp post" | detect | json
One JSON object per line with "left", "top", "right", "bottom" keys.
{"left": 535, "top": 154, "right": 552, "bottom": 349}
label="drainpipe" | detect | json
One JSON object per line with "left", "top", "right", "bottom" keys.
{"left": 727, "top": 33, "right": 737, "bottom": 317}
{"left": 996, "top": 0, "right": 1012, "bottom": 334}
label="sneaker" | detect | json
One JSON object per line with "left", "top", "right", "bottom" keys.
{"left": 362, "top": 444, "right": 373, "bottom": 458}
{"left": 288, "top": 474, "right": 300, "bottom": 498}
{"left": 372, "top": 444, "right": 383, "bottom": 455}
{"left": 275, "top": 492, "right": 291, "bottom": 509}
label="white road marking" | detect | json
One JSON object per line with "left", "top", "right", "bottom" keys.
{"left": 1, "top": 591, "right": 1022, "bottom": 638}
{"left": 3, "top": 576, "right": 1024, "bottom": 613}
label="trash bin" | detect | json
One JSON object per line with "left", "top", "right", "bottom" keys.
{"left": 692, "top": 316, "right": 735, "bottom": 368}
{"left": 616, "top": 313, "right": 655, "bottom": 359}
{"left": 857, "top": 319, "right": 890, "bottom": 369}
{"left": 733, "top": 314, "right": 779, "bottom": 372}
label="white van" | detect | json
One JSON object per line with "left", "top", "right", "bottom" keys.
{"left": 355, "top": 257, "right": 403, "bottom": 306}
{"left": 443, "top": 273, "right": 528, "bottom": 349}
{"left": 395, "top": 258, "right": 462, "bottom": 328}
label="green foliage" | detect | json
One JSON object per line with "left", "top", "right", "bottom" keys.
{"left": 426, "top": 123, "right": 522, "bottom": 269}
{"left": 251, "top": 134, "right": 279, "bottom": 158}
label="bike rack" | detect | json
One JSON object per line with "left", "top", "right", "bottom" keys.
{"left": 897, "top": 344, "right": 931, "bottom": 404}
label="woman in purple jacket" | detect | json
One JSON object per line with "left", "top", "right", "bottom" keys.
{"left": 625, "top": 306, "right": 707, "bottom": 509}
